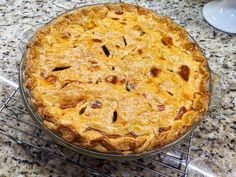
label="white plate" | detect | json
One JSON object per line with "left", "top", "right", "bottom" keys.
{"left": 203, "top": 0, "right": 236, "bottom": 34}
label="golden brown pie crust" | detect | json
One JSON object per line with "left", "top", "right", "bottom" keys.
{"left": 24, "top": 3, "right": 210, "bottom": 154}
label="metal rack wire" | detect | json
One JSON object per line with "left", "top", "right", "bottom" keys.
{"left": 0, "top": 88, "right": 193, "bottom": 177}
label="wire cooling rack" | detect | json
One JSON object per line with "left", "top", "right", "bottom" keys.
{"left": 0, "top": 87, "right": 193, "bottom": 177}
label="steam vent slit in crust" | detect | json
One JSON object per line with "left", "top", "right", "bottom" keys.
{"left": 24, "top": 3, "right": 210, "bottom": 154}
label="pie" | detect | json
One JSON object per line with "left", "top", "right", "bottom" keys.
{"left": 24, "top": 3, "right": 210, "bottom": 154}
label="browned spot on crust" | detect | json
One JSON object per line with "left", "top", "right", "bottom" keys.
{"left": 87, "top": 22, "right": 96, "bottom": 30}
{"left": 40, "top": 71, "right": 46, "bottom": 77}
{"left": 126, "top": 131, "right": 138, "bottom": 138}
{"left": 133, "top": 25, "right": 142, "bottom": 31}
{"left": 90, "top": 136, "right": 103, "bottom": 144}
{"left": 91, "top": 100, "right": 102, "bottom": 109}
{"left": 105, "top": 75, "right": 117, "bottom": 84}
{"left": 57, "top": 125, "right": 76, "bottom": 142}
{"left": 60, "top": 101, "right": 79, "bottom": 109}
{"left": 112, "top": 17, "right": 119, "bottom": 20}
{"left": 85, "top": 127, "right": 104, "bottom": 135}
{"left": 46, "top": 75, "right": 57, "bottom": 84}
{"left": 179, "top": 65, "right": 190, "bottom": 81}
{"left": 88, "top": 64, "right": 100, "bottom": 71}
{"left": 174, "top": 106, "right": 187, "bottom": 120}
{"left": 150, "top": 67, "right": 160, "bottom": 77}
{"left": 115, "top": 11, "right": 124, "bottom": 15}
{"left": 60, "top": 96, "right": 86, "bottom": 109}
{"left": 92, "top": 39, "right": 102, "bottom": 42}
{"left": 138, "top": 49, "right": 143, "bottom": 55}
{"left": 107, "top": 133, "right": 121, "bottom": 138}
{"left": 133, "top": 25, "right": 145, "bottom": 36}
{"left": 43, "top": 112, "right": 54, "bottom": 122}
{"left": 159, "top": 127, "right": 171, "bottom": 133}
{"left": 120, "top": 22, "right": 127, "bottom": 25}
{"left": 61, "top": 80, "right": 83, "bottom": 89}
{"left": 184, "top": 42, "right": 197, "bottom": 51}
{"left": 117, "top": 139, "right": 138, "bottom": 151}
{"left": 89, "top": 60, "right": 98, "bottom": 64}
{"left": 61, "top": 33, "right": 70, "bottom": 39}
{"left": 161, "top": 35, "right": 173, "bottom": 47}
{"left": 119, "top": 77, "right": 126, "bottom": 84}
{"left": 137, "top": 6, "right": 150, "bottom": 15}
{"left": 160, "top": 56, "right": 166, "bottom": 60}
{"left": 157, "top": 104, "right": 165, "bottom": 111}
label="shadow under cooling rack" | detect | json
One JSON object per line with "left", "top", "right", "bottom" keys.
{"left": 0, "top": 88, "right": 193, "bottom": 177}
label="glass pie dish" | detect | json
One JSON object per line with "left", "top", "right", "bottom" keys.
{"left": 18, "top": 4, "right": 221, "bottom": 160}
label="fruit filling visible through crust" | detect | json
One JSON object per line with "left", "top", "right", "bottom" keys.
{"left": 24, "top": 3, "right": 209, "bottom": 154}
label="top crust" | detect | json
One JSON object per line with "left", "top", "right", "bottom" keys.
{"left": 24, "top": 3, "right": 209, "bottom": 154}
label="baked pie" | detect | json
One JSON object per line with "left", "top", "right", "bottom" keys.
{"left": 24, "top": 3, "right": 210, "bottom": 154}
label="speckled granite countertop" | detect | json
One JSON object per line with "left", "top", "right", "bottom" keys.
{"left": 0, "top": 0, "right": 235, "bottom": 176}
